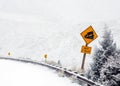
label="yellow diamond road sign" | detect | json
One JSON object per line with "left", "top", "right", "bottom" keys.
{"left": 81, "top": 26, "right": 98, "bottom": 44}
{"left": 81, "top": 46, "right": 92, "bottom": 54}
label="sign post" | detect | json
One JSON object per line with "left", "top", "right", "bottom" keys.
{"left": 81, "top": 44, "right": 88, "bottom": 71}
{"left": 80, "top": 26, "right": 98, "bottom": 72}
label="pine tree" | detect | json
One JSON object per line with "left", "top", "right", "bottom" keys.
{"left": 86, "top": 25, "right": 116, "bottom": 82}
{"left": 100, "top": 51, "right": 120, "bottom": 86}
{"left": 87, "top": 48, "right": 104, "bottom": 82}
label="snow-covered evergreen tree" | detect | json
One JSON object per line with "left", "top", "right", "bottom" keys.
{"left": 100, "top": 51, "right": 120, "bottom": 86}
{"left": 86, "top": 48, "right": 104, "bottom": 82}
{"left": 86, "top": 25, "right": 116, "bottom": 82}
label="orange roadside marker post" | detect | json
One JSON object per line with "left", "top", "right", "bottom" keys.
{"left": 8, "top": 52, "right": 11, "bottom": 57}
{"left": 44, "top": 54, "right": 48, "bottom": 62}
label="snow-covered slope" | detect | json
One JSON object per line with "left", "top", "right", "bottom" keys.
{"left": 0, "top": 0, "right": 120, "bottom": 71}
{"left": 0, "top": 60, "right": 80, "bottom": 86}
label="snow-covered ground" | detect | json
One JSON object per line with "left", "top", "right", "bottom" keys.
{"left": 0, "top": 0, "right": 120, "bottom": 71}
{"left": 0, "top": 60, "right": 80, "bottom": 86}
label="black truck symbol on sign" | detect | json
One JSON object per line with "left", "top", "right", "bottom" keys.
{"left": 84, "top": 31, "right": 94, "bottom": 39}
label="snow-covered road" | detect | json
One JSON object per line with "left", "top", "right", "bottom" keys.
{"left": 0, "top": 60, "right": 80, "bottom": 86}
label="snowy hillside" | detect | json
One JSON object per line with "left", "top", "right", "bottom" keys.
{"left": 0, "top": 0, "right": 120, "bottom": 71}
{"left": 0, "top": 60, "right": 80, "bottom": 86}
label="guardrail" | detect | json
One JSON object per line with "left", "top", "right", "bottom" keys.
{"left": 0, "top": 57, "right": 100, "bottom": 86}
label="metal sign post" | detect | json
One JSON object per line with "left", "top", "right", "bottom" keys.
{"left": 81, "top": 44, "right": 88, "bottom": 71}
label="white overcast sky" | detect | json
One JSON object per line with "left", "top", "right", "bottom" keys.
{"left": 0, "top": 0, "right": 120, "bottom": 23}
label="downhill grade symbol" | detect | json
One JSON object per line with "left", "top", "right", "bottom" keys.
{"left": 81, "top": 26, "right": 98, "bottom": 44}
